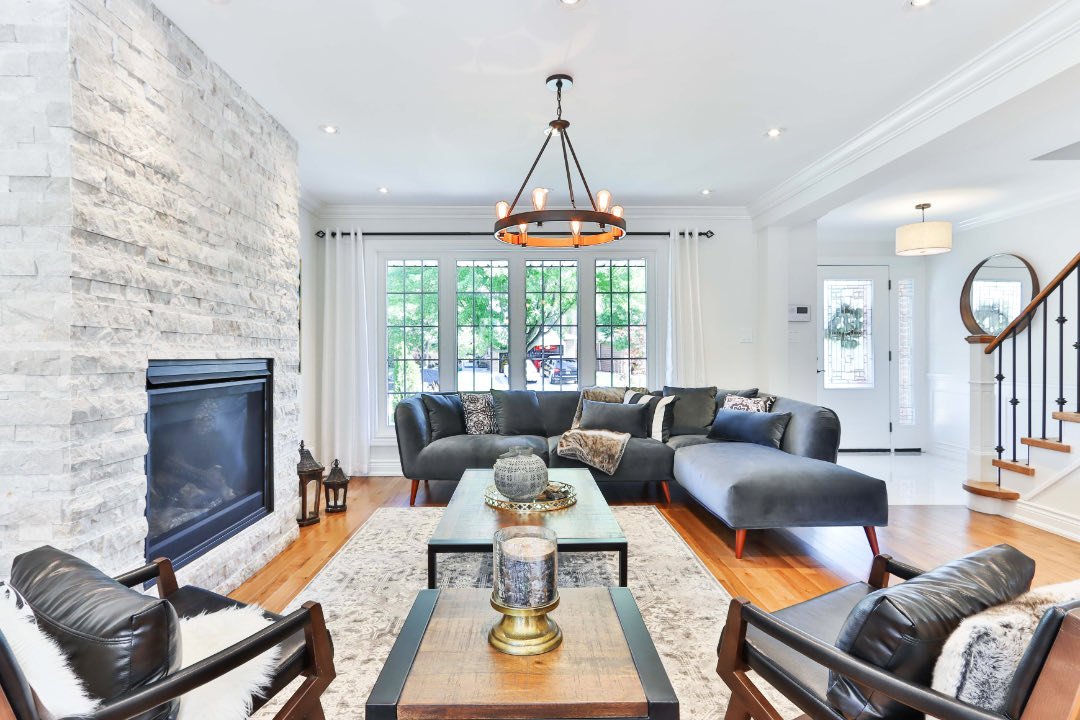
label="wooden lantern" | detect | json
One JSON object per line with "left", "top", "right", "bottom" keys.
{"left": 296, "top": 440, "right": 324, "bottom": 527}
{"left": 324, "top": 459, "right": 349, "bottom": 513}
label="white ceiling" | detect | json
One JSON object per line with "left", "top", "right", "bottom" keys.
{"left": 153, "top": 0, "right": 1063, "bottom": 210}
{"left": 820, "top": 62, "right": 1080, "bottom": 232}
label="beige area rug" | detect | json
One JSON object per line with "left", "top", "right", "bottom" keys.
{"left": 255, "top": 506, "right": 800, "bottom": 719}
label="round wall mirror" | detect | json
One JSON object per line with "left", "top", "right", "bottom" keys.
{"left": 960, "top": 253, "right": 1039, "bottom": 337}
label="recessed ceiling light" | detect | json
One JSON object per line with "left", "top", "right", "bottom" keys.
{"left": 377, "top": 187, "right": 389, "bottom": 194}
{"left": 910, "top": 0, "right": 933, "bottom": 6}
{"left": 700, "top": 189, "right": 712, "bottom": 196}
{"left": 319, "top": 124, "right": 339, "bottom": 134}
{"left": 559, "top": 0, "right": 583, "bottom": 5}
{"left": 765, "top": 127, "right": 785, "bottom": 139}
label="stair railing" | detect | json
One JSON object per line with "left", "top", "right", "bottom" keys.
{"left": 985, "top": 252, "right": 1080, "bottom": 486}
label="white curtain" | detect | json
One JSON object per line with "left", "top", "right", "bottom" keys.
{"left": 317, "top": 227, "right": 369, "bottom": 476}
{"left": 666, "top": 228, "right": 707, "bottom": 386}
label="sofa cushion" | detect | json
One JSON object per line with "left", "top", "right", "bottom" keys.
{"left": 549, "top": 435, "right": 674, "bottom": 483}
{"left": 460, "top": 392, "right": 496, "bottom": 435}
{"left": 421, "top": 393, "right": 465, "bottom": 440}
{"left": 624, "top": 391, "right": 679, "bottom": 442}
{"left": 673, "top": 442, "right": 888, "bottom": 529}
{"left": 10, "top": 546, "right": 181, "bottom": 720}
{"left": 492, "top": 389, "right": 546, "bottom": 435}
{"left": 536, "top": 391, "right": 581, "bottom": 436}
{"left": 708, "top": 409, "right": 792, "bottom": 449}
{"left": 415, "top": 434, "right": 548, "bottom": 480}
{"left": 663, "top": 385, "right": 717, "bottom": 436}
{"left": 579, "top": 399, "right": 649, "bottom": 437}
{"left": 827, "top": 544, "right": 1036, "bottom": 720}
{"left": 770, "top": 397, "right": 841, "bottom": 462}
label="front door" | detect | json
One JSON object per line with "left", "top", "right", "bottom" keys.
{"left": 817, "top": 266, "right": 891, "bottom": 450}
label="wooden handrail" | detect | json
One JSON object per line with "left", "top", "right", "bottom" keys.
{"left": 986, "top": 251, "right": 1080, "bottom": 353}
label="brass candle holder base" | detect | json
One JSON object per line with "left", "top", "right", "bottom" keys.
{"left": 488, "top": 593, "right": 562, "bottom": 656}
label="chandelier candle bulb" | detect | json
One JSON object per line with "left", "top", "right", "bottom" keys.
{"left": 495, "top": 200, "right": 509, "bottom": 219}
{"left": 596, "top": 189, "right": 612, "bottom": 212}
{"left": 531, "top": 188, "right": 549, "bottom": 211}
{"left": 611, "top": 204, "right": 624, "bottom": 218}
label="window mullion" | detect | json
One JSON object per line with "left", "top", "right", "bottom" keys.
{"left": 579, "top": 257, "right": 597, "bottom": 388}
{"left": 439, "top": 258, "right": 457, "bottom": 391}
{"left": 508, "top": 255, "right": 527, "bottom": 390}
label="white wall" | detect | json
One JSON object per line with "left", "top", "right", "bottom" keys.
{"left": 925, "top": 198, "right": 1080, "bottom": 459}
{"left": 299, "top": 204, "right": 321, "bottom": 447}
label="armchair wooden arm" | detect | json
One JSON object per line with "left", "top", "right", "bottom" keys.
{"left": 718, "top": 597, "right": 1003, "bottom": 720}
{"left": 61, "top": 601, "right": 334, "bottom": 720}
{"left": 112, "top": 557, "right": 178, "bottom": 597}
{"left": 868, "top": 553, "right": 925, "bottom": 588}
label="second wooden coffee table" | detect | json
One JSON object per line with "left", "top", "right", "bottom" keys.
{"left": 427, "top": 468, "right": 628, "bottom": 589}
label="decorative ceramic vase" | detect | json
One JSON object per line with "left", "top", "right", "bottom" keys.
{"left": 493, "top": 446, "right": 548, "bottom": 502}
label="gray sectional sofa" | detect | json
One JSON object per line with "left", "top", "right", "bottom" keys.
{"left": 394, "top": 390, "right": 887, "bottom": 558}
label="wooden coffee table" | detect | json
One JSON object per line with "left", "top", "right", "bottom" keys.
{"left": 366, "top": 587, "right": 678, "bottom": 719}
{"left": 427, "top": 468, "right": 628, "bottom": 589}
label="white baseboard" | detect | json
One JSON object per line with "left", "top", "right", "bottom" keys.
{"left": 1012, "top": 501, "right": 1080, "bottom": 544}
{"left": 366, "top": 458, "right": 403, "bottom": 476}
{"left": 928, "top": 441, "right": 966, "bottom": 464}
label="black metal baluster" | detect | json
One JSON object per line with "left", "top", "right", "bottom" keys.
{"left": 1011, "top": 333, "right": 1019, "bottom": 463}
{"left": 996, "top": 345, "right": 1005, "bottom": 486}
{"left": 1042, "top": 302, "right": 1048, "bottom": 439}
{"left": 1058, "top": 288, "right": 1066, "bottom": 439}
{"left": 1027, "top": 322, "right": 1032, "bottom": 460}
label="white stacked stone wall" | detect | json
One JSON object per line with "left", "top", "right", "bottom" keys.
{"left": 1, "top": 0, "right": 301, "bottom": 593}
{"left": 0, "top": 0, "right": 74, "bottom": 577}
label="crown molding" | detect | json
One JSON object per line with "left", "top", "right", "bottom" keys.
{"left": 749, "top": 0, "right": 1080, "bottom": 226}
{"left": 299, "top": 191, "right": 322, "bottom": 214}
{"left": 955, "top": 188, "right": 1080, "bottom": 233}
{"left": 313, "top": 204, "right": 750, "bottom": 221}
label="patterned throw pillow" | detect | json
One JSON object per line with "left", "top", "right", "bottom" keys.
{"left": 459, "top": 393, "right": 496, "bottom": 435}
{"left": 722, "top": 394, "right": 775, "bottom": 413}
{"left": 623, "top": 391, "right": 679, "bottom": 442}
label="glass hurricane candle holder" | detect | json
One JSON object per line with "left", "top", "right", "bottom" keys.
{"left": 488, "top": 526, "right": 562, "bottom": 655}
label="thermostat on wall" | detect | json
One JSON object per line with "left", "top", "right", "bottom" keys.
{"left": 788, "top": 304, "right": 811, "bottom": 322}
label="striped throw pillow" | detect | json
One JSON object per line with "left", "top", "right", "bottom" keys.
{"left": 623, "top": 391, "right": 679, "bottom": 442}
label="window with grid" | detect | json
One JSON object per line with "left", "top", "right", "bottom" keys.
{"left": 595, "top": 258, "right": 647, "bottom": 388}
{"left": 896, "top": 278, "right": 916, "bottom": 425}
{"left": 386, "top": 260, "right": 439, "bottom": 419}
{"left": 822, "top": 279, "right": 874, "bottom": 389}
{"left": 524, "top": 260, "right": 578, "bottom": 391}
{"left": 457, "top": 260, "right": 510, "bottom": 392}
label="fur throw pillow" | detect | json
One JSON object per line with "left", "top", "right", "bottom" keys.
{"left": 177, "top": 605, "right": 281, "bottom": 720}
{"left": 931, "top": 579, "right": 1080, "bottom": 713}
{"left": 0, "top": 585, "right": 99, "bottom": 718}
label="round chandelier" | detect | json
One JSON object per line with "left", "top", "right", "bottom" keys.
{"left": 494, "top": 74, "right": 626, "bottom": 248}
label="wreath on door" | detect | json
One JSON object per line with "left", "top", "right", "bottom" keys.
{"left": 826, "top": 304, "right": 865, "bottom": 349}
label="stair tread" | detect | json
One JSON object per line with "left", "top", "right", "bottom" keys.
{"left": 1053, "top": 411, "right": 1080, "bottom": 423}
{"left": 991, "top": 458, "right": 1036, "bottom": 476}
{"left": 1021, "top": 436, "right": 1072, "bottom": 453}
{"left": 963, "top": 482, "right": 1021, "bottom": 501}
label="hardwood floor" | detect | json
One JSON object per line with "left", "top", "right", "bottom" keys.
{"left": 231, "top": 476, "right": 1080, "bottom": 613}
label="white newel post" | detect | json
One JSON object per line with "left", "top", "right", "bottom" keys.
{"left": 967, "top": 336, "right": 1005, "bottom": 513}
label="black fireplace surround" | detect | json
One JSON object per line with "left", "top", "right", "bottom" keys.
{"left": 145, "top": 359, "right": 274, "bottom": 569}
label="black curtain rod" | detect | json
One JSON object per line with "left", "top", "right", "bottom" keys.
{"left": 314, "top": 229, "right": 714, "bottom": 239}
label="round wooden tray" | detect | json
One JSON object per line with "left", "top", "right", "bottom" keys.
{"left": 484, "top": 482, "right": 578, "bottom": 512}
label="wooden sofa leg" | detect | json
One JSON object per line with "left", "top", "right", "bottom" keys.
{"left": 735, "top": 529, "right": 747, "bottom": 559}
{"left": 409, "top": 479, "right": 420, "bottom": 506}
{"left": 660, "top": 480, "right": 672, "bottom": 504}
{"left": 864, "top": 526, "right": 880, "bottom": 556}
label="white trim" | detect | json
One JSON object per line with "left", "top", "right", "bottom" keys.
{"left": 929, "top": 441, "right": 968, "bottom": 464}
{"left": 1012, "top": 500, "right": 1080, "bottom": 543}
{"left": 367, "top": 457, "right": 404, "bottom": 477}
{"left": 314, "top": 204, "right": 750, "bottom": 222}
{"left": 1024, "top": 456, "right": 1080, "bottom": 498}
{"left": 955, "top": 189, "right": 1080, "bottom": 232}
{"left": 749, "top": 0, "right": 1080, "bottom": 226}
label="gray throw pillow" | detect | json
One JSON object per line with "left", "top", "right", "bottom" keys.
{"left": 421, "top": 393, "right": 465, "bottom": 440}
{"left": 708, "top": 409, "right": 791, "bottom": 448}
{"left": 578, "top": 399, "right": 649, "bottom": 438}
{"left": 492, "top": 390, "right": 545, "bottom": 436}
{"left": 663, "top": 386, "right": 751, "bottom": 435}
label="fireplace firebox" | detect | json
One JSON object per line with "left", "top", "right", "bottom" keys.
{"left": 145, "top": 359, "right": 274, "bottom": 569}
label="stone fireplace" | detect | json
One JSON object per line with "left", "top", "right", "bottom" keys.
{"left": 145, "top": 360, "right": 274, "bottom": 569}
{"left": 1, "top": 0, "right": 301, "bottom": 592}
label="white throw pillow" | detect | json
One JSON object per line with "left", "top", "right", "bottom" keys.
{"left": 932, "top": 579, "right": 1080, "bottom": 713}
{"left": 0, "top": 587, "right": 99, "bottom": 718}
{"left": 177, "top": 605, "right": 281, "bottom": 720}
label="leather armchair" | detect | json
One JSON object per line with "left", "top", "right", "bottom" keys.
{"left": 717, "top": 548, "right": 1063, "bottom": 720}
{"left": 0, "top": 553, "right": 335, "bottom": 720}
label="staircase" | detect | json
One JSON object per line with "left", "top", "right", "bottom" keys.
{"left": 963, "top": 252, "right": 1080, "bottom": 539}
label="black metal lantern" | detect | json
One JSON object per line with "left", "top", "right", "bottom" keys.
{"left": 324, "top": 459, "right": 349, "bottom": 513}
{"left": 296, "top": 441, "right": 324, "bottom": 527}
